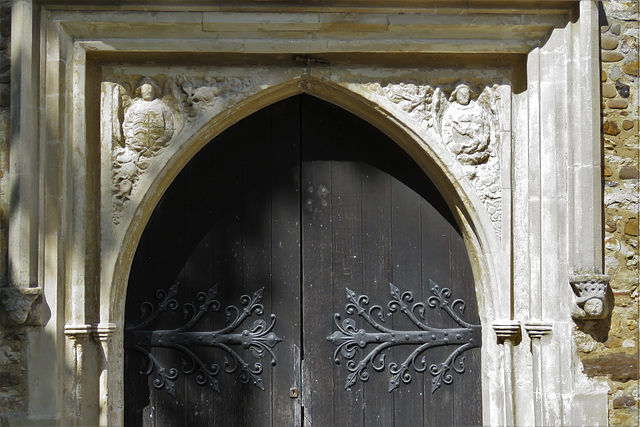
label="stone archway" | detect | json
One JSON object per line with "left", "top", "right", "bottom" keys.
{"left": 103, "top": 74, "right": 507, "bottom": 425}
{"left": 122, "top": 94, "right": 484, "bottom": 425}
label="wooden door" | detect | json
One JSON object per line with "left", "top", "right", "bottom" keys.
{"left": 124, "top": 95, "right": 482, "bottom": 426}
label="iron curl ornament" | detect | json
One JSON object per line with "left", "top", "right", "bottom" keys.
{"left": 327, "top": 281, "right": 481, "bottom": 393}
{"left": 124, "top": 283, "right": 282, "bottom": 398}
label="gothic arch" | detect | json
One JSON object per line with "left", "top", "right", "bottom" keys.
{"left": 107, "top": 77, "right": 504, "bottom": 330}
{"left": 104, "top": 77, "right": 508, "bottom": 423}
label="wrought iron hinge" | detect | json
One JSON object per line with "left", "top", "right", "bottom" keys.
{"left": 327, "top": 281, "right": 481, "bottom": 393}
{"left": 125, "top": 283, "right": 282, "bottom": 398}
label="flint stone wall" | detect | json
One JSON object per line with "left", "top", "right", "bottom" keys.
{"left": 574, "top": 1, "right": 640, "bottom": 426}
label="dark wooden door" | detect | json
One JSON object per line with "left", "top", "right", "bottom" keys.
{"left": 124, "top": 95, "right": 481, "bottom": 426}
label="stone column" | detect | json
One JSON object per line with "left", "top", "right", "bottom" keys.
{"left": 94, "top": 323, "right": 116, "bottom": 426}
{"left": 492, "top": 320, "right": 521, "bottom": 426}
{"left": 63, "top": 324, "right": 92, "bottom": 424}
{"left": 523, "top": 320, "right": 553, "bottom": 426}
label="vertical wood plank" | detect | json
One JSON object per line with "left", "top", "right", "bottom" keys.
{"left": 330, "top": 160, "right": 364, "bottom": 427}
{"left": 211, "top": 123, "right": 244, "bottom": 427}
{"left": 451, "top": 230, "right": 482, "bottom": 426}
{"left": 361, "top": 163, "right": 394, "bottom": 427}
{"left": 421, "top": 198, "right": 454, "bottom": 427}
{"left": 269, "top": 97, "right": 303, "bottom": 427}
{"left": 150, "top": 172, "right": 187, "bottom": 427}
{"left": 390, "top": 177, "right": 424, "bottom": 427}
{"left": 183, "top": 138, "right": 216, "bottom": 426}
{"left": 301, "top": 158, "right": 334, "bottom": 427}
{"left": 242, "top": 106, "right": 274, "bottom": 426}
{"left": 301, "top": 96, "right": 335, "bottom": 427}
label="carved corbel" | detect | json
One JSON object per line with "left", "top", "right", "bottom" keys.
{"left": 0, "top": 287, "right": 42, "bottom": 325}
{"left": 569, "top": 274, "right": 611, "bottom": 321}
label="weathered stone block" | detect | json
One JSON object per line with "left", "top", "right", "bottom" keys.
{"left": 607, "top": 99, "right": 628, "bottom": 109}
{"left": 615, "top": 81, "right": 630, "bottom": 98}
{"left": 603, "top": 120, "right": 621, "bottom": 135}
{"left": 0, "top": 371, "right": 21, "bottom": 387}
{"left": 619, "top": 166, "right": 640, "bottom": 180}
{"left": 622, "top": 61, "right": 640, "bottom": 77}
{"left": 602, "top": 51, "right": 624, "bottom": 62}
{"left": 602, "top": 83, "right": 618, "bottom": 98}
{"left": 624, "top": 218, "right": 638, "bottom": 236}
{"left": 582, "top": 352, "right": 639, "bottom": 382}
{"left": 601, "top": 36, "right": 619, "bottom": 50}
{"left": 612, "top": 394, "right": 636, "bottom": 409}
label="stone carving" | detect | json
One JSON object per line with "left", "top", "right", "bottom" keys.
{"left": 170, "top": 76, "right": 257, "bottom": 120}
{"left": 113, "top": 78, "right": 175, "bottom": 202}
{"left": 440, "top": 83, "right": 490, "bottom": 166}
{"left": 570, "top": 274, "right": 611, "bottom": 321}
{"left": 380, "top": 83, "right": 436, "bottom": 129}
{"left": 0, "top": 287, "right": 41, "bottom": 325}
{"left": 376, "top": 81, "right": 502, "bottom": 234}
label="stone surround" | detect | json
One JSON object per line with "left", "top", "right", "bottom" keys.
{"left": 0, "top": 1, "right": 628, "bottom": 425}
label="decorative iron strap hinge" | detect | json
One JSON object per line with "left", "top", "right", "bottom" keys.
{"left": 124, "top": 284, "right": 282, "bottom": 398}
{"left": 327, "top": 282, "right": 481, "bottom": 393}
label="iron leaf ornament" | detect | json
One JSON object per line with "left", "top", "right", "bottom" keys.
{"left": 125, "top": 283, "right": 282, "bottom": 398}
{"left": 327, "top": 281, "right": 481, "bottom": 393}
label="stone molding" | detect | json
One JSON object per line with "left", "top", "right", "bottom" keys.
{"left": 523, "top": 320, "right": 553, "bottom": 339}
{"left": 492, "top": 319, "right": 522, "bottom": 341}
{"left": 0, "top": 287, "right": 41, "bottom": 326}
{"left": 64, "top": 323, "right": 118, "bottom": 342}
{"left": 64, "top": 323, "right": 93, "bottom": 341}
{"left": 569, "top": 274, "right": 611, "bottom": 321}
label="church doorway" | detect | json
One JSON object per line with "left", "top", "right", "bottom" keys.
{"left": 124, "top": 95, "right": 482, "bottom": 426}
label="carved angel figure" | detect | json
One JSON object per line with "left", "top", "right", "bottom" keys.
{"left": 440, "top": 83, "right": 490, "bottom": 165}
{"left": 113, "top": 78, "right": 175, "bottom": 200}
{"left": 122, "top": 80, "right": 175, "bottom": 158}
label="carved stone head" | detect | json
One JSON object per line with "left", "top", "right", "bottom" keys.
{"left": 449, "top": 82, "right": 476, "bottom": 105}
{"left": 570, "top": 275, "right": 611, "bottom": 321}
{"left": 141, "top": 83, "right": 155, "bottom": 101}
{"left": 136, "top": 77, "right": 162, "bottom": 100}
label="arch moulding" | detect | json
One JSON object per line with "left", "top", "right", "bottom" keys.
{"left": 7, "top": 1, "right": 608, "bottom": 425}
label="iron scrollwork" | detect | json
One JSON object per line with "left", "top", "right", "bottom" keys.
{"left": 327, "top": 281, "right": 481, "bottom": 393}
{"left": 124, "top": 284, "right": 282, "bottom": 398}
